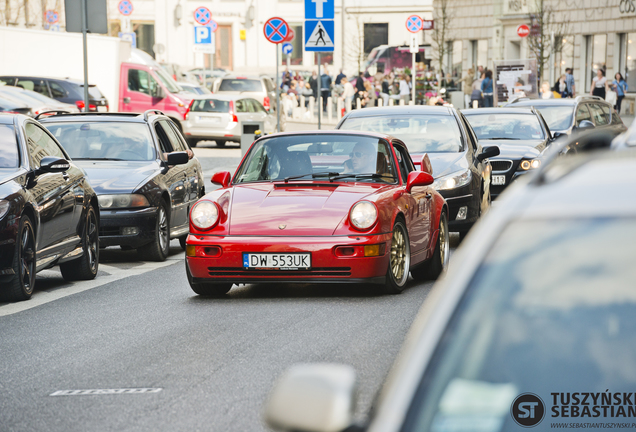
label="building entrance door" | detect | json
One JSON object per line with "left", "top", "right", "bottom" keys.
{"left": 214, "top": 25, "right": 233, "bottom": 70}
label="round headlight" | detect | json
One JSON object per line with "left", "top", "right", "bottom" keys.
{"left": 530, "top": 159, "right": 541, "bottom": 169}
{"left": 520, "top": 160, "right": 531, "bottom": 170}
{"left": 190, "top": 201, "right": 219, "bottom": 230}
{"left": 99, "top": 195, "right": 113, "bottom": 208}
{"left": 350, "top": 201, "right": 378, "bottom": 230}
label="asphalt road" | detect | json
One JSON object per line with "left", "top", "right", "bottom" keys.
{"left": 0, "top": 140, "right": 454, "bottom": 431}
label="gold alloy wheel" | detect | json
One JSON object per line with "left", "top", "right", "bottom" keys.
{"left": 439, "top": 213, "right": 450, "bottom": 269}
{"left": 390, "top": 223, "right": 410, "bottom": 286}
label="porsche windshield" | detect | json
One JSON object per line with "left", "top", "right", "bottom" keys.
{"left": 234, "top": 134, "right": 398, "bottom": 184}
{"left": 339, "top": 114, "right": 463, "bottom": 153}
{"left": 44, "top": 122, "right": 155, "bottom": 161}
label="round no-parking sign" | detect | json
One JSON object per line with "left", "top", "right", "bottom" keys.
{"left": 263, "top": 17, "right": 289, "bottom": 44}
{"left": 118, "top": 0, "right": 133, "bottom": 16}
{"left": 194, "top": 7, "right": 212, "bottom": 26}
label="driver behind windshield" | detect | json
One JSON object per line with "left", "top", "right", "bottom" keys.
{"left": 343, "top": 142, "right": 377, "bottom": 174}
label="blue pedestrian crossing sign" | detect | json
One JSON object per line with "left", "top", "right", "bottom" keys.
{"left": 304, "top": 0, "right": 334, "bottom": 19}
{"left": 282, "top": 43, "right": 293, "bottom": 55}
{"left": 304, "top": 20, "right": 334, "bottom": 52}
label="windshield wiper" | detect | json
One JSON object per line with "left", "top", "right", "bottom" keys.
{"left": 73, "top": 158, "right": 127, "bottom": 161}
{"left": 329, "top": 173, "right": 395, "bottom": 183}
{"left": 483, "top": 137, "right": 521, "bottom": 140}
{"left": 284, "top": 172, "right": 341, "bottom": 183}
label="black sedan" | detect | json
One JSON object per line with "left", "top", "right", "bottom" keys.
{"left": 0, "top": 114, "right": 99, "bottom": 301}
{"left": 337, "top": 106, "right": 499, "bottom": 238}
{"left": 40, "top": 111, "right": 204, "bottom": 261}
{"left": 463, "top": 107, "right": 553, "bottom": 198}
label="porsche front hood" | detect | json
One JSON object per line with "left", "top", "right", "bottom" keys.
{"left": 228, "top": 182, "right": 382, "bottom": 236}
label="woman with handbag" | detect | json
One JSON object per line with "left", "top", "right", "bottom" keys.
{"left": 589, "top": 69, "right": 608, "bottom": 99}
{"left": 611, "top": 72, "right": 628, "bottom": 113}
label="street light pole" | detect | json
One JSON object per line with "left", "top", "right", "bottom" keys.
{"left": 81, "top": 0, "right": 89, "bottom": 112}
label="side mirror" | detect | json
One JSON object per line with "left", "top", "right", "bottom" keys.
{"left": 211, "top": 171, "right": 231, "bottom": 188}
{"left": 152, "top": 85, "right": 166, "bottom": 99}
{"left": 578, "top": 120, "right": 595, "bottom": 130}
{"left": 166, "top": 151, "right": 189, "bottom": 166}
{"left": 38, "top": 156, "right": 70, "bottom": 173}
{"left": 406, "top": 171, "right": 434, "bottom": 193}
{"left": 477, "top": 146, "right": 500, "bottom": 162}
{"left": 420, "top": 154, "right": 433, "bottom": 175}
{"left": 263, "top": 364, "right": 357, "bottom": 432}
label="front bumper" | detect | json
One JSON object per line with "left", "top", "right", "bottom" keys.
{"left": 98, "top": 207, "right": 157, "bottom": 248}
{"left": 438, "top": 185, "right": 478, "bottom": 233}
{"left": 491, "top": 170, "right": 530, "bottom": 199}
{"left": 185, "top": 233, "right": 392, "bottom": 284}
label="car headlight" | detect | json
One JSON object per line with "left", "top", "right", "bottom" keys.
{"left": 349, "top": 201, "right": 378, "bottom": 230}
{"left": 432, "top": 169, "right": 472, "bottom": 191}
{"left": 0, "top": 200, "right": 10, "bottom": 220}
{"left": 519, "top": 159, "right": 541, "bottom": 171}
{"left": 190, "top": 200, "right": 219, "bottom": 230}
{"left": 98, "top": 194, "right": 150, "bottom": 209}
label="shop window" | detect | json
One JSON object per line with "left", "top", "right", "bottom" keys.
{"left": 280, "top": 24, "right": 303, "bottom": 66}
{"left": 363, "top": 23, "right": 388, "bottom": 56}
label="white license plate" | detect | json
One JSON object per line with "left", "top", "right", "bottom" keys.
{"left": 97, "top": 106, "right": 107, "bottom": 112}
{"left": 197, "top": 116, "right": 220, "bottom": 124}
{"left": 492, "top": 175, "right": 506, "bottom": 186}
{"left": 243, "top": 253, "right": 311, "bottom": 270}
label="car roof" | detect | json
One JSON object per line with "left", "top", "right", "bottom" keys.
{"left": 462, "top": 107, "right": 536, "bottom": 115}
{"left": 254, "top": 129, "right": 399, "bottom": 143}
{"left": 342, "top": 106, "right": 455, "bottom": 119}
{"left": 38, "top": 112, "right": 150, "bottom": 123}
{"left": 189, "top": 93, "right": 252, "bottom": 101}
{"left": 0, "top": 76, "right": 93, "bottom": 85}
{"left": 219, "top": 75, "right": 263, "bottom": 80}
{"left": 0, "top": 113, "right": 16, "bottom": 124}
{"left": 510, "top": 96, "right": 609, "bottom": 107}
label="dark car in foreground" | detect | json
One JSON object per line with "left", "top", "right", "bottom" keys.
{"left": 0, "top": 114, "right": 99, "bottom": 301}
{"left": 0, "top": 76, "right": 109, "bottom": 112}
{"left": 463, "top": 107, "right": 553, "bottom": 198}
{"left": 508, "top": 95, "right": 626, "bottom": 140}
{"left": 337, "top": 106, "right": 499, "bottom": 239}
{"left": 263, "top": 145, "right": 636, "bottom": 432}
{"left": 40, "top": 111, "right": 204, "bottom": 261}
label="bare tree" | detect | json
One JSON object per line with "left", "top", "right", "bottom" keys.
{"left": 345, "top": 11, "right": 366, "bottom": 73}
{"left": 431, "top": 0, "right": 453, "bottom": 88}
{"left": 526, "top": 0, "right": 572, "bottom": 81}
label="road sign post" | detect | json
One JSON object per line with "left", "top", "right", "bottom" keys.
{"left": 264, "top": 17, "right": 289, "bottom": 133}
{"left": 410, "top": 34, "right": 418, "bottom": 104}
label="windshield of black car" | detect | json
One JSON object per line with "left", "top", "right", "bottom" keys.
{"left": 219, "top": 79, "right": 262, "bottom": 92}
{"left": 339, "top": 114, "right": 463, "bottom": 153}
{"left": 464, "top": 113, "right": 545, "bottom": 141}
{"left": 234, "top": 134, "right": 398, "bottom": 184}
{"left": 191, "top": 99, "right": 230, "bottom": 113}
{"left": 0, "top": 125, "right": 18, "bottom": 168}
{"left": 529, "top": 105, "right": 574, "bottom": 131}
{"left": 402, "top": 217, "right": 636, "bottom": 432}
{"left": 44, "top": 122, "right": 155, "bottom": 161}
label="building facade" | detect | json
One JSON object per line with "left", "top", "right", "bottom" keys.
{"left": 435, "top": 0, "right": 636, "bottom": 111}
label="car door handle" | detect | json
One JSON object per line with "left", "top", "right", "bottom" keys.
{"left": 123, "top": 97, "right": 131, "bottom": 103}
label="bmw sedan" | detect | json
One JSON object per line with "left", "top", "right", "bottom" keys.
{"left": 0, "top": 114, "right": 99, "bottom": 301}
{"left": 337, "top": 106, "right": 499, "bottom": 239}
{"left": 263, "top": 142, "right": 636, "bottom": 432}
{"left": 40, "top": 111, "right": 204, "bottom": 261}
{"left": 463, "top": 107, "right": 553, "bottom": 198}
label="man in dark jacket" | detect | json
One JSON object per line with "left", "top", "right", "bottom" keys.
{"left": 308, "top": 70, "right": 319, "bottom": 100}
{"left": 320, "top": 67, "right": 332, "bottom": 112}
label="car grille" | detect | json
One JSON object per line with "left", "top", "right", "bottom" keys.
{"left": 491, "top": 160, "right": 513, "bottom": 172}
{"left": 207, "top": 267, "right": 352, "bottom": 277}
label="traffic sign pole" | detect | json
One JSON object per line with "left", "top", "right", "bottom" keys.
{"left": 276, "top": 48, "right": 280, "bottom": 132}
{"left": 317, "top": 54, "right": 321, "bottom": 130}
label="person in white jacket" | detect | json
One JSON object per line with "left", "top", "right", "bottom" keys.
{"left": 341, "top": 77, "right": 355, "bottom": 111}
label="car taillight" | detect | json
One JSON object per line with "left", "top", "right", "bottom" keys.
{"left": 75, "top": 101, "right": 96, "bottom": 111}
{"left": 263, "top": 96, "right": 270, "bottom": 110}
{"left": 184, "top": 99, "right": 194, "bottom": 120}
{"left": 229, "top": 100, "right": 238, "bottom": 123}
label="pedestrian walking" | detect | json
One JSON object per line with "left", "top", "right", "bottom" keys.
{"left": 612, "top": 72, "right": 628, "bottom": 113}
{"left": 540, "top": 81, "right": 554, "bottom": 99}
{"left": 399, "top": 74, "right": 410, "bottom": 104}
{"left": 470, "top": 72, "right": 484, "bottom": 107}
{"left": 481, "top": 70, "right": 494, "bottom": 107}
{"left": 355, "top": 72, "right": 366, "bottom": 93}
{"left": 335, "top": 69, "right": 346, "bottom": 85}
{"left": 460, "top": 68, "right": 475, "bottom": 108}
{"left": 320, "top": 67, "right": 332, "bottom": 112}
{"left": 565, "top": 68, "right": 576, "bottom": 97}
{"left": 309, "top": 70, "right": 318, "bottom": 100}
{"left": 590, "top": 69, "right": 608, "bottom": 99}
{"left": 379, "top": 75, "right": 390, "bottom": 106}
{"left": 553, "top": 74, "right": 568, "bottom": 98}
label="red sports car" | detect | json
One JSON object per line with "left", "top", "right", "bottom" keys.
{"left": 184, "top": 131, "right": 449, "bottom": 295}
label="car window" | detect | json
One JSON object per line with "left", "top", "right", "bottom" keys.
{"left": 459, "top": 115, "right": 478, "bottom": 150}
{"left": 251, "top": 99, "right": 267, "bottom": 113}
{"left": 340, "top": 114, "right": 463, "bottom": 153}
{"left": 575, "top": 104, "right": 592, "bottom": 126}
{"left": 533, "top": 105, "right": 574, "bottom": 131}
{"left": 168, "top": 121, "right": 191, "bottom": 150}
{"left": 16, "top": 79, "right": 50, "bottom": 97}
{"left": 24, "top": 122, "right": 65, "bottom": 167}
{"left": 588, "top": 103, "right": 609, "bottom": 126}
{"left": 611, "top": 108, "right": 623, "bottom": 126}
{"left": 0, "top": 77, "right": 16, "bottom": 86}
{"left": 191, "top": 99, "right": 230, "bottom": 113}
{"left": 235, "top": 99, "right": 248, "bottom": 113}
{"left": 160, "top": 119, "right": 186, "bottom": 152}
{"left": 263, "top": 78, "right": 275, "bottom": 93}
{"left": 86, "top": 85, "right": 104, "bottom": 100}
{"left": 128, "top": 69, "right": 160, "bottom": 97}
{"left": 218, "top": 79, "right": 262, "bottom": 92}
{"left": 464, "top": 113, "right": 545, "bottom": 141}
{"left": 0, "top": 124, "right": 19, "bottom": 168}
{"left": 402, "top": 217, "right": 636, "bottom": 432}
{"left": 48, "top": 81, "right": 67, "bottom": 98}
{"left": 393, "top": 144, "right": 414, "bottom": 183}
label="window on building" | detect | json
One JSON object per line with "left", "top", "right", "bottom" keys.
{"left": 471, "top": 40, "right": 488, "bottom": 71}
{"left": 585, "top": 34, "right": 607, "bottom": 92}
{"left": 452, "top": 40, "right": 462, "bottom": 78}
{"left": 626, "top": 33, "right": 636, "bottom": 93}
{"left": 554, "top": 35, "right": 574, "bottom": 83}
{"left": 314, "top": 53, "right": 333, "bottom": 66}
{"left": 363, "top": 23, "right": 388, "bottom": 56}
{"left": 134, "top": 23, "right": 156, "bottom": 58}
{"left": 280, "top": 24, "right": 303, "bottom": 66}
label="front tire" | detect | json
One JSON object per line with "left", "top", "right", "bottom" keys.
{"left": 384, "top": 220, "right": 411, "bottom": 294}
{"left": 411, "top": 211, "right": 449, "bottom": 281}
{"left": 215, "top": 139, "right": 226, "bottom": 147}
{"left": 138, "top": 201, "right": 170, "bottom": 261}
{"left": 60, "top": 206, "right": 99, "bottom": 281}
{"left": 187, "top": 138, "right": 198, "bottom": 148}
{"left": 2, "top": 215, "right": 36, "bottom": 301}
{"left": 186, "top": 264, "right": 232, "bottom": 296}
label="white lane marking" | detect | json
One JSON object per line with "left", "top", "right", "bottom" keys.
{"left": 0, "top": 256, "right": 184, "bottom": 317}
{"left": 50, "top": 388, "right": 162, "bottom": 396}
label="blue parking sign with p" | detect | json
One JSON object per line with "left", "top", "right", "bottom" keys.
{"left": 194, "top": 26, "right": 212, "bottom": 44}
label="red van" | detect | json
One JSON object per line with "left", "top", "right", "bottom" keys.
{"left": 118, "top": 50, "right": 194, "bottom": 131}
